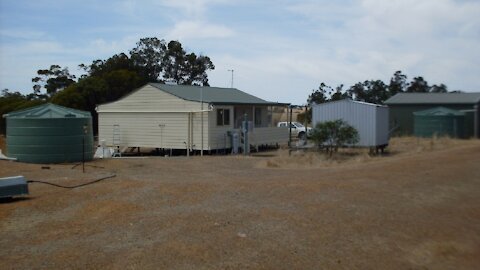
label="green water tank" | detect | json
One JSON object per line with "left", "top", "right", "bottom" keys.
{"left": 413, "top": 107, "right": 465, "bottom": 138}
{"left": 3, "top": 103, "right": 94, "bottom": 164}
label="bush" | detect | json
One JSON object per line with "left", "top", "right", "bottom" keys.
{"left": 311, "top": 119, "right": 359, "bottom": 156}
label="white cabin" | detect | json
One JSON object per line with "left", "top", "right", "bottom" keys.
{"left": 312, "top": 99, "right": 389, "bottom": 147}
{"left": 96, "top": 83, "right": 289, "bottom": 152}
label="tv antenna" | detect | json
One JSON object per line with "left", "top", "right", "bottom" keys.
{"left": 227, "top": 69, "right": 234, "bottom": 88}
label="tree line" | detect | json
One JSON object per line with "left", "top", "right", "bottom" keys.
{"left": 308, "top": 71, "right": 456, "bottom": 105}
{"left": 298, "top": 71, "right": 460, "bottom": 123}
{"left": 0, "top": 37, "right": 215, "bottom": 133}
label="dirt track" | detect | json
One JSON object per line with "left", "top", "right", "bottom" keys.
{"left": 1, "top": 138, "right": 480, "bottom": 269}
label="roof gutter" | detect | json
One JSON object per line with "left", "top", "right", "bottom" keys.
{"left": 96, "top": 109, "right": 213, "bottom": 113}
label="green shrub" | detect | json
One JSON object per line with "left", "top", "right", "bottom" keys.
{"left": 311, "top": 119, "right": 359, "bottom": 156}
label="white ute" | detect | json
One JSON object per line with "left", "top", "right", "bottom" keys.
{"left": 277, "top": 121, "right": 312, "bottom": 139}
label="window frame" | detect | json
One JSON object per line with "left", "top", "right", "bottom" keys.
{"left": 216, "top": 108, "right": 230, "bottom": 126}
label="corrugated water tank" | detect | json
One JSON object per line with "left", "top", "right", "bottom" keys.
{"left": 3, "top": 103, "right": 94, "bottom": 164}
{"left": 413, "top": 107, "right": 465, "bottom": 138}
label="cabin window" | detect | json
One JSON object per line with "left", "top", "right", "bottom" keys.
{"left": 217, "top": 109, "right": 230, "bottom": 126}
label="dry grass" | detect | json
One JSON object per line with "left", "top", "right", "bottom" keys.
{"left": 388, "top": 135, "right": 477, "bottom": 154}
{"left": 259, "top": 136, "right": 479, "bottom": 170}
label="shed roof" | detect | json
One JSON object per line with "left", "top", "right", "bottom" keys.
{"left": 313, "top": 98, "right": 387, "bottom": 108}
{"left": 385, "top": 93, "right": 480, "bottom": 105}
{"left": 3, "top": 103, "right": 91, "bottom": 119}
{"left": 149, "top": 83, "right": 288, "bottom": 106}
{"left": 413, "top": 106, "right": 465, "bottom": 116}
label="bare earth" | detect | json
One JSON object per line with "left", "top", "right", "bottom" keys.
{"left": 1, "top": 137, "right": 480, "bottom": 269}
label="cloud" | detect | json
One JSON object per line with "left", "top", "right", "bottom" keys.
{"left": 167, "top": 21, "right": 234, "bottom": 40}
{"left": 0, "top": 29, "right": 46, "bottom": 40}
{"left": 157, "top": 0, "right": 231, "bottom": 17}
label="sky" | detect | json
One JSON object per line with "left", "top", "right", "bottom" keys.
{"left": 0, "top": 0, "right": 479, "bottom": 105}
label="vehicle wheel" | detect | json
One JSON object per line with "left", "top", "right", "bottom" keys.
{"left": 298, "top": 132, "right": 306, "bottom": 140}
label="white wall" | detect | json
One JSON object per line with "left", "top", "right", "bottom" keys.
{"left": 208, "top": 105, "right": 234, "bottom": 150}
{"left": 98, "top": 112, "right": 190, "bottom": 149}
{"left": 191, "top": 111, "right": 210, "bottom": 150}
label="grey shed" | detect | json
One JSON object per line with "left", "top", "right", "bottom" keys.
{"left": 312, "top": 99, "right": 390, "bottom": 147}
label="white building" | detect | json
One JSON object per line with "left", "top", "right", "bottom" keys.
{"left": 96, "top": 83, "right": 289, "bottom": 152}
{"left": 312, "top": 99, "right": 390, "bottom": 148}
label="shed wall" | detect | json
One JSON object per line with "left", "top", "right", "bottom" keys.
{"left": 312, "top": 100, "right": 389, "bottom": 147}
{"left": 376, "top": 106, "right": 390, "bottom": 145}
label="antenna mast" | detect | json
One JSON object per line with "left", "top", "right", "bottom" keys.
{"left": 227, "top": 69, "right": 234, "bottom": 88}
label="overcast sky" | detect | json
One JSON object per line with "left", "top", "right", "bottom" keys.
{"left": 1, "top": 0, "right": 479, "bottom": 105}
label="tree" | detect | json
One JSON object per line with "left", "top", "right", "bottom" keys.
{"left": 32, "top": 65, "right": 76, "bottom": 98}
{"left": 348, "top": 82, "right": 367, "bottom": 102}
{"left": 130, "top": 37, "right": 167, "bottom": 82}
{"left": 406, "top": 76, "right": 429, "bottom": 93}
{"left": 311, "top": 119, "right": 359, "bottom": 157}
{"left": 181, "top": 53, "right": 215, "bottom": 86}
{"left": 303, "top": 83, "right": 349, "bottom": 124}
{"left": 162, "top": 40, "right": 186, "bottom": 84}
{"left": 349, "top": 80, "right": 389, "bottom": 104}
{"left": 430, "top": 84, "right": 448, "bottom": 93}
{"left": 81, "top": 53, "right": 134, "bottom": 78}
{"left": 388, "top": 70, "right": 408, "bottom": 96}
{"left": 1, "top": 89, "right": 45, "bottom": 134}
{"left": 331, "top": 84, "right": 349, "bottom": 101}
{"left": 102, "top": 69, "right": 143, "bottom": 101}
{"left": 308, "top": 83, "right": 332, "bottom": 105}
{"left": 364, "top": 80, "right": 389, "bottom": 104}
{"left": 162, "top": 40, "right": 215, "bottom": 86}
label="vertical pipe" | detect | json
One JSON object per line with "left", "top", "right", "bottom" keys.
{"left": 190, "top": 113, "right": 193, "bottom": 150}
{"left": 187, "top": 112, "right": 190, "bottom": 157}
{"left": 201, "top": 88, "right": 204, "bottom": 156}
{"left": 304, "top": 105, "right": 308, "bottom": 138}
{"left": 288, "top": 106, "right": 292, "bottom": 147}
{"left": 243, "top": 113, "right": 249, "bottom": 155}
{"left": 252, "top": 106, "right": 255, "bottom": 128}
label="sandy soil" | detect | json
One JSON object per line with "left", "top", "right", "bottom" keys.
{"left": 1, "top": 137, "right": 480, "bottom": 269}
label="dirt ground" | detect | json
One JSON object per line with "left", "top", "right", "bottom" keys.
{"left": 1, "top": 137, "right": 480, "bottom": 269}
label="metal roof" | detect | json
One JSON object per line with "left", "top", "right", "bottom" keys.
{"left": 3, "top": 103, "right": 91, "bottom": 119}
{"left": 312, "top": 98, "right": 387, "bottom": 108}
{"left": 413, "top": 106, "right": 465, "bottom": 116}
{"left": 385, "top": 93, "right": 480, "bottom": 105}
{"left": 149, "top": 83, "right": 288, "bottom": 106}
